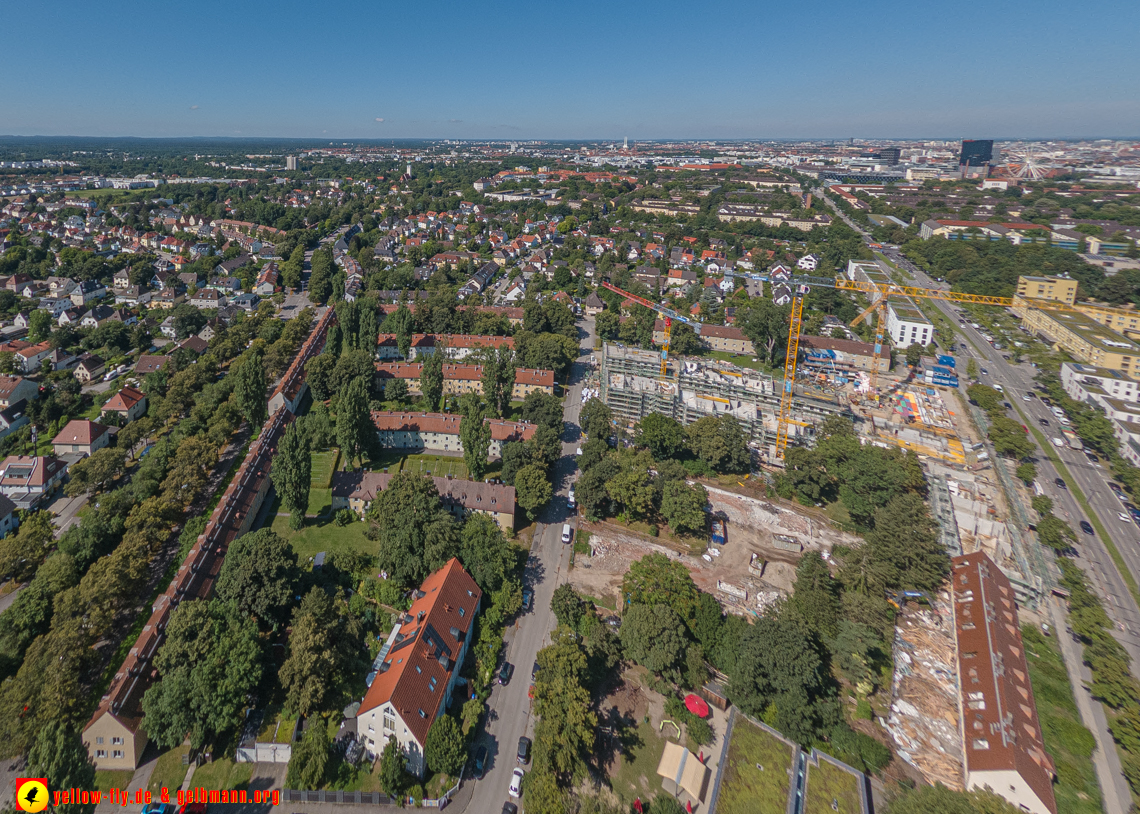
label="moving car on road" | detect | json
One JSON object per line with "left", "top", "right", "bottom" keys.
{"left": 498, "top": 662, "right": 513, "bottom": 685}
{"left": 1054, "top": 478, "right": 1067, "bottom": 490}
{"left": 1080, "top": 520, "right": 1094, "bottom": 535}
{"left": 1119, "top": 512, "right": 1132, "bottom": 523}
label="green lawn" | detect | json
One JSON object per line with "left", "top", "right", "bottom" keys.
{"left": 804, "top": 758, "right": 862, "bottom": 814}
{"left": 307, "top": 487, "right": 333, "bottom": 517}
{"left": 310, "top": 450, "right": 340, "bottom": 488}
{"left": 94, "top": 770, "right": 134, "bottom": 793}
{"left": 707, "top": 350, "right": 764, "bottom": 370}
{"left": 401, "top": 453, "right": 469, "bottom": 479}
{"left": 189, "top": 757, "right": 253, "bottom": 791}
{"left": 717, "top": 719, "right": 793, "bottom": 814}
{"left": 610, "top": 720, "right": 673, "bottom": 805}
{"left": 270, "top": 512, "right": 375, "bottom": 564}
{"left": 1022, "top": 625, "right": 1102, "bottom": 814}
{"left": 148, "top": 744, "right": 191, "bottom": 794}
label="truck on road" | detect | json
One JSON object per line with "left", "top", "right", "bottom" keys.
{"left": 1060, "top": 426, "right": 1084, "bottom": 451}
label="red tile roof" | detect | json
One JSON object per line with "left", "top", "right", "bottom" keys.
{"left": 371, "top": 411, "right": 536, "bottom": 443}
{"left": 358, "top": 559, "right": 481, "bottom": 746}
{"left": 52, "top": 419, "right": 111, "bottom": 447}
{"left": 952, "top": 552, "right": 1057, "bottom": 814}
{"left": 102, "top": 386, "right": 146, "bottom": 413}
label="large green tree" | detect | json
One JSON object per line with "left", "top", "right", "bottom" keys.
{"left": 661, "top": 480, "right": 708, "bottom": 536}
{"left": 424, "top": 715, "right": 466, "bottom": 777}
{"left": 279, "top": 588, "right": 366, "bottom": 717}
{"left": 286, "top": 721, "right": 329, "bottom": 789}
{"left": 636, "top": 413, "right": 687, "bottom": 460}
{"left": 686, "top": 415, "right": 750, "bottom": 474}
{"left": 272, "top": 420, "right": 312, "bottom": 530}
{"left": 214, "top": 528, "right": 300, "bottom": 629}
{"left": 367, "top": 472, "right": 458, "bottom": 587}
{"left": 420, "top": 347, "right": 445, "bottom": 409}
{"left": 515, "top": 463, "right": 552, "bottom": 520}
{"left": 579, "top": 398, "right": 612, "bottom": 440}
{"left": 619, "top": 603, "right": 688, "bottom": 680}
{"left": 232, "top": 348, "right": 267, "bottom": 428}
{"left": 28, "top": 721, "right": 96, "bottom": 814}
{"left": 336, "top": 376, "right": 371, "bottom": 465}
{"left": 459, "top": 513, "right": 517, "bottom": 593}
{"left": 141, "top": 599, "right": 263, "bottom": 750}
{"left": 459, "top": 394, "right": 492, "bottom": 482}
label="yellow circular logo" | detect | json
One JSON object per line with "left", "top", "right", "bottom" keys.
{"left": 16, "top": 779, "right": 49, "bottom": 813}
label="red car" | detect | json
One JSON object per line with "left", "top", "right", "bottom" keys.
{"left": 180, "top": 803, "right": 207, "bottom": 814}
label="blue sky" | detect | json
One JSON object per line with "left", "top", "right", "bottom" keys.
{"left": 2, "top": 0, "right": 1138, "bottom": 139}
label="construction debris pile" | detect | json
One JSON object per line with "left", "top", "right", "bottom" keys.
{"left": 885, "top": 593, "right": 964, "bottom": 791}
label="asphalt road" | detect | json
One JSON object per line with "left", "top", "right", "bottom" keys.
{"left": 464, "top": 316, "right": 595, "bottom": 813}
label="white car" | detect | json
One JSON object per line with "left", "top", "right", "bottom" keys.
{"left": 567, "top": 488, "right": 576, "bottom": 508}
{"left": 1022, "top": 395, "right": 1032, "bottom": 401}
{"left": 1120, "top": 512, "right": 1132, "bottom": 523}
{"left": 508, "top": 768, "right": 524, "bottom": 798}
{"left": 1052, "top": 438, "right": 1065, "bottom": 448}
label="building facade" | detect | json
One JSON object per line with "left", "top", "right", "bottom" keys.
{"left": 332, "top": 471, "right": 516, "bottom": 532}
{"left": 372, "top": 411, "right": 535, "bottom": 458}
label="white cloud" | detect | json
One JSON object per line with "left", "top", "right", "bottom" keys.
{"left": 190, "top": 105, "right": 199, "bottom": 110}
{"left": 375, "top": 117, "right": 385, "bottom": 122}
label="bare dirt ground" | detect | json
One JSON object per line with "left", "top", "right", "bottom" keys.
{"left": 571, "top": 486, "right": 862, "bottom": 616}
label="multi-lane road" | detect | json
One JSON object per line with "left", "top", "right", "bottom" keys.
{"left": 463, "top": 317, "right": 595, "bottom": 814}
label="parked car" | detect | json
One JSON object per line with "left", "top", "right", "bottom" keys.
{"left": 502, "top": 804, "right": 518, "bottom": 814}
{"left": 1052, "top": 438, "right": 1065, "bottom": 448}
{"left": 1119, "top": 512, "right": 1132, "bottom": 523}
{"left": 143, "top": 805, "right": 175, "bottom": 814}
{"left": 508, "top": 768, "right": 524, "bottom": 798}
{"left": 498, "top": 662, "right": 513, "bottom": 685}
{"left": 521, "top": 588, "right": 533, "bottom": 612}
{"left": 474, "top": 745, "right": 488, "bottom": 779}
{"left": 1080, "top": 520, "right": 1094, "bottom": 535}
{"left": 517, "top": 736, "right": 531, "bottom": 765}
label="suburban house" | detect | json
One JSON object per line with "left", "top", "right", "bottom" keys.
{"left": 332, "top": 471, "right": 516, "bottom": 532}
{"left": 584, "top": 291, "right": 605, "bottom": 316}
{"left": 190, "top": 289, "right": 226, "bottom": 309}
{"left": 0, "top": 455, "right": 69, "bottom": 509}
{"left": 134, "top": 355, "right": 172, "bottom": 376}
{"left": 101, "top": 386, "right": 148, "bottom": 424}
{"left": 0, "top": 400, "right": 31, "bottom": 441}
{"left": 12, "top": 340, "right": 55, "bottom": 373}
{"left": 355, "top": 559, "right": 481, "bottom": 776}
{"left": 0, "top": 494, "right": 19, "bottom": 539}
{"left": 70, "top": 280, "right": 107, "bottom": 306}
{"left": 0, "top": 375, "right": 39, "bottom": 408}
{"left": 371, "top": 411, "right": 536, "bottom": 459}
{"left": 52, "top": 419, "right": 113, "bottom": 457}
{"left": 74, "top": 354, "right": 106, "bottom": 383}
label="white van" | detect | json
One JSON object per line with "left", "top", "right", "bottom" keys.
{"left": 1052, "top": 406, "right": 1065, "bottom": 418}
{"left": 561, "top": 524, "right": 572, "bottom": 543}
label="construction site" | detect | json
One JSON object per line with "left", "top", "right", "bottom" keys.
{"left": 599, "top": 342, "right": 848, "bottom": 448}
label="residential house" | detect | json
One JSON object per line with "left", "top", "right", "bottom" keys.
{"left": 101, "top": 386, "right": 147, "bottom": 424}
{"left": 70, "top": 280, "right": 107, "bottom": 306}
{"left": 0, "top": 494, "right": 18, "bottom": 539}
{"left": 112, "top": 269, "right": 132, "bottom": 290}
{"left": 652, "top": 321, "right": 755, "bottom": 355}
{"left": 231, "top": 292, "right": 260, "bottom": 311}
{"left": 0, "top": 400, "right": 30, "bottom": 442}
{"left": 114, "top": 286, "right": 152, "bottom": 307}
{"left": 154, "top": 288, "right": 184, "bottom": 309}
{"left": 0, "top": 455, "right": 69, "bottom": 509}
{"left": 584, "top": 292, "right": 605, "bottom": 317}
{"left": 354, "top": 559, "right": 482, "bottom": 774}
{"left": 81, "top": 305, "right": 117, "bottom": 328}
{"left": 52, "top": 419, "right": 112, "bottom": 457}
{"left": 58, "top": 307, "right": 84, "bottom": 326}
{"left": 371, "top": 411, "right": 536, "bottom": 459}
{"left": 134, "top": 355, "right": 171, "bottom": 376}
{"left": 797, "top": 254, "right": 821, "bottom": 271}
{"left": 74, "top": 354, "right": 106, "bottom": 383}
{"left": 0, "top": 376, "right": 38, "bottom": 408}
{"left": 189, "top": 289, "right": 226, "bottom": 309}
{"left": 177, "top": 336, "right": 209, "bottom": 355}
{"left": 254, "top": 265, "right": 279, "bottom": 297}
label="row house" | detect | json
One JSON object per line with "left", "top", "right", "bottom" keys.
{"left": 375, "top": 362, "right": 554, "bottom": 400}
{"left": 375, "top": 333, "right": 514, "bottom": 362}
{"left": 371, "top": 411, "right": 536, "bottom": 458}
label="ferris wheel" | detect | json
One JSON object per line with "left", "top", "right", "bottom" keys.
{"left": 1003, "top": 145, "right": 1055, "bottom": 180}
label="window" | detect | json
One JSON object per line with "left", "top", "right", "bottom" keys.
{"left": 415, "top": 665, "right": 422, "bottom": 674}
{"left": 111, "top": 737, "right": 124, "bottom": 745}
{"left": 96, "top": 736, "right": 105, "bottom": 744}
{"left": 971, "top": 739, "right": 989, "bottom": 750}
{"left": 459, "top": 607, "right": 465, "bottom": 617}
{"left": 429, "top": 676, "right": 438, "bottom": 692}
{"left": 96, "top": 750, "right": 107, "bottom": 758}
{"left": 418, "top": 709, "right": 427, "bottom": 719}
{"left": 384, "top": 715, "right": 396, "bottom": 731}
{"left": 112, "top": 750, "right": 124, "bottom": 759}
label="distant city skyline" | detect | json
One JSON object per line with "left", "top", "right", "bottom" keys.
{"left": 2, "top": 0, "right": 1138, "bottom": 139}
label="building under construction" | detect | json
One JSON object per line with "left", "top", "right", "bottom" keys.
{"left": 599, "top": 342, "right": 849, "bottom": 447}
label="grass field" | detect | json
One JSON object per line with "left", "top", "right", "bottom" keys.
{"left": 148, "top": 744, "right": 191, "bottom": 794}
{"left": 310, "top": 450, "right": 340, "bottom": 488}
{"left": 707, "top": 350, "right": 765, "bottom": 371}
{"left": 804, "top": 759, "right": 862, "bottom": 814}
{"left": 270, "top": 511, "right": 374, "bottom": 563}
{"left": 94, "top": 770, "right": 134, "bottom": 793}
{"left": 1022, "top": 624, "right": 1102, "bottom": 814}
{"left": 717, "top": 719, "right": 793, "bottom": 814}
{"left": 189, "top": 757, "right": 253, "bottom": 791}
{"left": 400, "top": 453, "right": 469, "bottom": 479}
{"left": 610, "top": 720, "right": 672, "bottom": 805}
